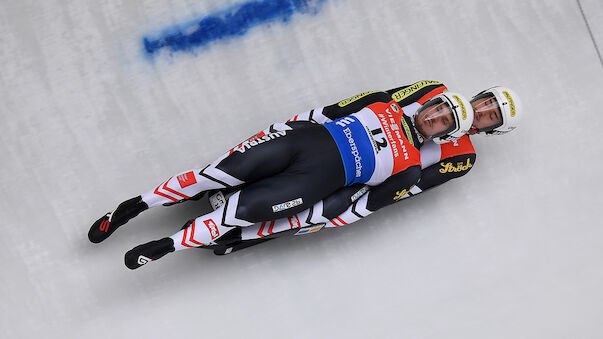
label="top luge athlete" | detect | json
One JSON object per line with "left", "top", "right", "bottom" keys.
{"left": 87, "top": 80, "right": 521, "bottom": 270}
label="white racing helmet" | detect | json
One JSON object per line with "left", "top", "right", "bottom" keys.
{"left": 470, "top": 86, "right": 521, "bottom": 135}
{"left": 415, "top": 92, "right": 474, "bottom": 144}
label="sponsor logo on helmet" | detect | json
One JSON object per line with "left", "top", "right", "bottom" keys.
{"left": 503, "top": 91, "right": 516, "bottom": 117}
{"left": 338, "top": 91, "right": 378, "bottom": 107}
{"left": 452, "top": 95, "right": 467, "bottom": 120}
{"left": 439, "top": 159, "right": 472, "bottom": 174}
{"left": 203, "top": 219, "right": 220, "bottom": 240}
{"left": 272, "top": 198, "right": 303, "bottom": 213}
{"left": 391, "top": 80, "right": 443, "bottom": 102}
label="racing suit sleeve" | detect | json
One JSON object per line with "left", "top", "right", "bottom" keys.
{"left": 386, "top": 80, "right": 448, "bottom": 107}
{"left": 320, "top": 164, "right": 424, "bottom": 228}
{"left": 287, "top": 91, "right": 394, "bottom": 124}
{"left": 321, "top": 152, "right": 476, "bottom": 228}
{"left": 278, "top": 80, "right": 446, "bottom": 128}
{"left": 396, "top": 153, "right": 476, "bottom": 199}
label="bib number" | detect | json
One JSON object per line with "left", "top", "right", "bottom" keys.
{"left": 371, "top": 128, "right": 388, "bottom": 152}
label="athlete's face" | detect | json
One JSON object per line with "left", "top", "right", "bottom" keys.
{"left": 415, "top": 102, "right": 455, "bottom": 138}
{"left": 470, "top": 96, "right": 502, "bottom": 134}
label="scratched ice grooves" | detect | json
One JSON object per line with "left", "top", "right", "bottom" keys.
{"left": 143, "top": 0, "right": 328, "bottom": 57}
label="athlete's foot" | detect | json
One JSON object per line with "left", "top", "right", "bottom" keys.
{"left": 88, "top": 196, "right": 148, "bottom": 243}
{"left": 124, "top": 238, "right": 175, "bottom": 270}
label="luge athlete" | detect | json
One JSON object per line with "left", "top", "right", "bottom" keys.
{"left": 87, "top": 81, "right": 519, "bottom": 270}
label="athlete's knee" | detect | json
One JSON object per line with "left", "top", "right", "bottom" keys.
{"left": 232, "top": 192, "right": 283, "bottom": 223}
{"left": 232, "top": 200, "right": 260, "bottom": 223}
{"left": 237, "top": 195, "right": 312, "bottom": 223}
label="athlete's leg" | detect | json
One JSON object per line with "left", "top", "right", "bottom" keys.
{"left": 124, "top": 124, "right": 346, "bottom": 268}
{"left": 87, "top": 165, "right": 231, "bottom": 244}
{"left": 123, "top": 187, "right": 325, "bottom": 269}
{"left": 222, "top": 121, "right": 347, "bottom": 224}
{"left": 124, "top": 198, "right": 240, "bottom": 269}
{"left": 124, "top": 182, "right": 359, "bottom": 269}
{"left": 138, "top": 123, "right": 309, "bottom": 209}
{"left": 89, "top": 122, "right": 325, "bottom": 243}
{"left": 124, "top": 180, "right": 341, "bottom": 269}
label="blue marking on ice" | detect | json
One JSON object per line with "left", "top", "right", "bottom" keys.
{"left": 143, "top": 0, "right": 328, "bottom": 57}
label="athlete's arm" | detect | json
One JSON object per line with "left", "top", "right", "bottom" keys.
{"left": 386, "top": 80, "right": 448, "bottom": 107}
{"left": 418, "top": 153, "right": 475, "bottom": 191}
{"left": 283, "top": 80, "right": 447, "bottom": 126}
{"left": 288, "top": 91, "right": 394, "bottom": 124}
{"left": 392, "top": 152, "right": 476, "bottom": 202}
{"left": 322, "top": 150, "right": 476, "bottom": 227}
{"left": 398, "top": 134, "right": 477, "bottom": 200}
{"left": 321, "top": 164, "right": 423, "bottom": 228}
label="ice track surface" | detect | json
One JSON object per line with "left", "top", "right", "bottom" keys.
{"left": 2, "top": 1, "right": 603, "bottom": 338}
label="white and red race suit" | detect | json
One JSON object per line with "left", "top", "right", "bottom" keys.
{"left": 201, "top": 80, "right": 477, "bottom": 254}
{"left": 89, "top": 80, "right": 475, "bottom": 255}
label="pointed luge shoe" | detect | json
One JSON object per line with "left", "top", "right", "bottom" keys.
{"left": 124, "top": 238, "right": 175, "bottom": 270}
{"left": 88, "top": 196, "right": 148, "bottom": 243}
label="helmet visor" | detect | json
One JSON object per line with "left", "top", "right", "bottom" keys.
{"left": 415, "top": 98, "right": 457, "bottom": 139}
{"left": 470, "top": 92, "right": 503, "bottom": 133}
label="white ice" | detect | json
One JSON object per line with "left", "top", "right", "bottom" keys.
{"left": 1, "top": 1, "right": 602, "bottom": 338}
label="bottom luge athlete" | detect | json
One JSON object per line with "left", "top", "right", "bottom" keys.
{"left": 87, "top": 80, "right": 521, "bottom": 270}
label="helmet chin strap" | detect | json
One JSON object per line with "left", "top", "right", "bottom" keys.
{"left": 409, "top": 113, "right": 426, "bottom": 143}
{"left": 412, "top": 121, "right": 426, "bottom": 143}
